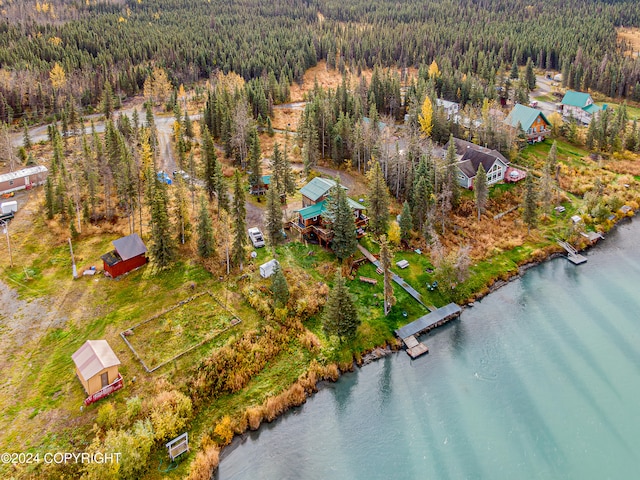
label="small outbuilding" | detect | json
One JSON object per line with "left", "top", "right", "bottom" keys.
{"left": 101, "top": 233, "right": 148, "bottom": 278}
{"left": 260, "top": 259, "right": 279, "bottom": 278}
{"left": 72, "top": 340, "right": 123, "bottom": 404}
{"left": 1, "top": 201, "right": 18, "bottom": 214}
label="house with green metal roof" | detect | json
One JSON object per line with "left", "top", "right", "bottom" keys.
{"left": 560, "top": 90, "right": 602, "bottom": 124}
{"left": 504, "top": 104, "right": 551, "bottom": 142}
{"left": 299, "top": 177, "right": 348, "bottom": 207}
{"left": 249, "top": 174, "right": 272, "bottom": 195}
{"left": 291, "top": 180, "right": 368, "bottom": 246}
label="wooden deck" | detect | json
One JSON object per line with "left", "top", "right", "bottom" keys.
{"left": 407, "top": 343, "right": 429, "bottom": 359}
{"left": 402, "top": 335, "right": 429, "bottom": 359}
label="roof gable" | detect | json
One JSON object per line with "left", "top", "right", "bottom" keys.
{"left": 445, "top": 137, "right": 509, "bottom": 165}
{"left": 72, "top": 340, "right": 120, "bottom": 380}
{"left": 299, "top": 177, "right": 347, "bottom": 202}
{"left": 458, "top": 150, "right": 506, "bottom": 179}
{"left": 582, "top": 103, "right": 601, "bottom": 114}
{"left": 297, "top": 197, "right": 366, "bottom": 221}
{"left": 561, "top": 90, "right": 592, "bottom": 108}
{"left": 298, "top": 200, "right": 327, "bottom": 220}
{"left": 505, "top": 104, "right": 550, "bottom": 131}
{"left": 113, "top": 233, "right": 147, "bottom": 261}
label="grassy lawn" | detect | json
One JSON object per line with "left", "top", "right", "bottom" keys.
{"left": 533, "top": 94, "right": 555, "bottom": 103}
{"left": 125, "top": 291, "right": 241, "bottom": 371}
{"left": 596, "top": 101, "right": 640, "bottom": 120}
{"left": 518, "top": 138, "right": 589, "bottom": 168}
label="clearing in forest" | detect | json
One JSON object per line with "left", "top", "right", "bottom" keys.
{"left": 617, "top": 27, "right": 640, "bottom": 57}
{"left": 122, "top": 291, "right": 241, "bottom": 372}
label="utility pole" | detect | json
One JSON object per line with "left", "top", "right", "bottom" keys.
{"left": 68, "top": 237, "right": 78, "bottom": 279}
{"left": 1, "top": 219, "right": 12, "bottom": 268}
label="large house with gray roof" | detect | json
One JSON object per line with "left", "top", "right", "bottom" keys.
{"left": 445, "top": 138, "right": 519, "bottom": 190}
{"left": 560, "top": 90, "right": 602, "bottom": 124}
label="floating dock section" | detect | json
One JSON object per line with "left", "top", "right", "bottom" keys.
{"left": 395, "top": 303, "right": 462, "bottom": 358}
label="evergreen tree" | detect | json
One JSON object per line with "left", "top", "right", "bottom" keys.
{"left": 523, "top": 173, "right": 537, "bottom": 234}
{"left": 22, "top": 120, "right": 31, "bottom": 150}
{"left": 149, "top": 179, "right": 175, "bottom": 269}
{"left": 45, "top": 176, "right": 54, "bottom": 219}
{"left": 174, "top": 176, "right": 191, "bottom": 244}
{"left": 327, "top": 179, "right": 358, "bottom": 261}
{"left": 510, "top": 59, "right": 519, "bottom": 79}
{"left": 525, "top": 57, "right": 536, "bottom": 90}
{"left": 474, "top": 163, "right": 488, "bottom": 221}
{"left": 379, "top": 235, "right": 396, "bottom": 315}
{"left": 183, "top": 111, "right": 194, "bottom": 140}
{"left": 202, "top": 126, "right": 218, "bottom": 200}
{"left": 366, "top": 161, "right": 390, "bottom": 236}
{"left": 271, "top": 264, "right": 289, "bottom": 308}
{"left": 231, "top": 171, "right": 247, "bottom": 269}
{"left": 196, "top": 196, "right": 215, "bottom": 258}
{"left": 101, "top": 80, "right": 114, "bottom": 119}
{"left": 322, "top": 270, "right": 360, "bottom": 341}
{"left": 270, "top": 142, "right": 283, "bottom": 196}
{"left": 247, "top": 129, "right": 263, "bottom": 192}
{"left": 215, "top": 161, "right": 229, "bottom": 212}
{"left": 281, "top": 143, "right": 297, "bottom": 202}
{"left": 399, "top": 201, "right": 413, "bottom": 244}
{"left": 264, "top": 185, "right": 283, "bottom": 248}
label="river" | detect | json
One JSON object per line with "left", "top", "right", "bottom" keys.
{"left": 217, "top": 219, "right": 640, "bottom": 480}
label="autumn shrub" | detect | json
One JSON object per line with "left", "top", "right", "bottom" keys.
{"left": 186, "top": 444, "right": 220, "bottom": 480}
{"left": 214, "top": 416, "right": 234, "bottom": 445}
{"left": 95, "top": 402, "right": 117, "bottom": 431}
{"left": 189, "top": 326, "right": 291, "bottom": 404}
{"left": 299, "top": 330, "right": 321, "bottom": 352}
{"left": 147, "top": 389, "right": 193, "bottom": 442}
{"left": 83, "top": 419, "right": 154, "bottom": 480}
{"left": 245, "top": 406, "right": 263, "bottom": 430}
{"left": 125, "top": 396, "right": 142, "bottom": 423}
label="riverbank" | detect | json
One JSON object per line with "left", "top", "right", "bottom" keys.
{"left": 212, "top": 214, "right": 634, "bottom": 477}
{"left": 216, "top": 216, "right": 640, "bottom": 480}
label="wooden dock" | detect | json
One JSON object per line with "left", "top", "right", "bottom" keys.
{"left": 402, "top": 335, "right": 429, "bottom": 359}
{"left": 557, "top": 240, "right": 587, "bottom": 265}
{"left": 395, "top": 303, "right": 462, "bottom": 339}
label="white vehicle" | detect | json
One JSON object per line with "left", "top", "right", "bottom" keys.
{"left": 247, "top": 227, "right": 265, "bottom": 248}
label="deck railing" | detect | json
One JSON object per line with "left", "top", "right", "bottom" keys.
{"left": 84, "top": 374, "right": 124, "bottom": 406}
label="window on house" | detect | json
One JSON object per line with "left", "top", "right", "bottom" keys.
{"left": 101, "top": 372, "right": 109, "bottom": 388}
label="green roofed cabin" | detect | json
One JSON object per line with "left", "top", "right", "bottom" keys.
{"left": 291, "top": 178, "right": 368, "bottom": 246}
{"left": 504, "top": 104, "right": 551, "bottom": 143}
{"left": 299, "top": 177, "right": 347, "bottom": 207}
{"left": 560, "top": 91, "right": 602, "bottom": 124}
{"left": 249, "top": 174, "right": 271, "bottom": 195}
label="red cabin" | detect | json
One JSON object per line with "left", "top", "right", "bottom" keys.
{"left": 101, "top": 233, "right": 148, "bottom": 278}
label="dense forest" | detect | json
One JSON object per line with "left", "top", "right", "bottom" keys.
{"left": 2, "top": 0, "right": 640, "bottom": 122}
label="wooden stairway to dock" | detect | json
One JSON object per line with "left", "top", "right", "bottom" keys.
{"left": 557, "top": 240, "right": 587, "bottom": 265}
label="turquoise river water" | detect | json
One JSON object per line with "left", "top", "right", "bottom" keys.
{"left": 217, "top": 219, "right": 640, "bottom": 480}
